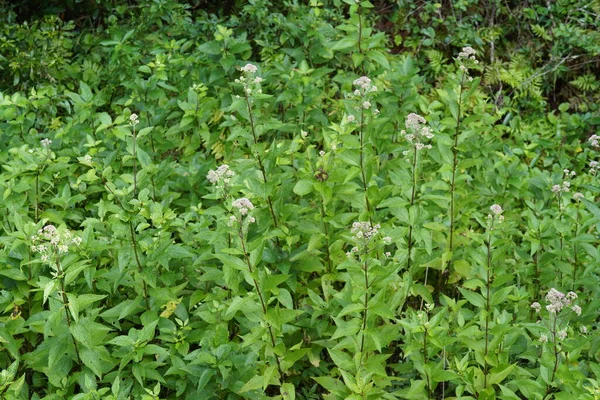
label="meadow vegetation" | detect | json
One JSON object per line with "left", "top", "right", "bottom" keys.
{"left": 0, "top": 0, "right": 599, "bottom": 398}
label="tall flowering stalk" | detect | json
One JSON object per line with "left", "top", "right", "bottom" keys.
{"left": 531, "top": 288, "right": 581, "bottom": 385}
{"left": 348, "top": 76, "right": 378, "bottom": 218}
{"left": 551, "top": 169, "right": 574, "bottom": 283}
{"left": 571, "top": 192, "right": 584, "bottom": 290}
{"left": 31, "top": 225, "right": 83, "bottom": 367}
{"left": 401, "top": 113, "right": 433, "bottom": 271}
{"left": 483, "top": 204, "right": 503, "bottom": 387}
{"left": 235, "top": 64, "right": 279, "bottom": 231}
{"left": 230, "top": 198, "right": 283, "bottom": 379}
{"left": 130, "top": 113, "right": 139, "bottom": 197}
{"left": 35, "top": 139, "right": 53, "bottom": 222}
{"left": 346, "top": 221, "right": 381, "bottom": 355}
{"left": 448, "top": 47, "right": 478, "bottom": 278}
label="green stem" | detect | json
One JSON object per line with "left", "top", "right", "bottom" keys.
{"left": 448, "top": 72, "right": 466, "bottom": 277}
{"left": 129, "top": 221, "right": 149, "bottom": 310}
{"left": 359, "top": 107, "right": 373, "bottom": 220}
{"left": 239, "top": 223, "right": 284, "bottom": 379}
{"left": 320, "top": 201, "right": 332, "bottom": 273}
{"left": 407, "top": 145, "right": 419, "bottom": 271}
{"left": 244, "top": 95, "right": 279, "bottom": 231}
{"left": 484, "top": 218, "right": 494, "bottom": 388}
{"left": 132, "top": 126, "right": 137, "bottom": 197}
{"left": 55, "top": 254, "right": 82, "bottom": 368}
{"left": 360, "top": 253, "right": 369, "bottom": 355}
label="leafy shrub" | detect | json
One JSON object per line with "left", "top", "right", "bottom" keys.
{"left": 0, "top": 0, "right": 599, "bottom": 399}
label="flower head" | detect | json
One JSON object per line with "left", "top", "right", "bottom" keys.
{"left": 129, "top": 113, "right": 139, "bottom": 126}
{"left": 236, "top": 63, "right": 262, "bottom": 97}
{"left": 401, "top": 113, "right": 433, "bottom": 152}
{"left": 490, "top": 204, "right": 503, "bottom": 215}
{"left": 351, "top": 221, "right": 380, "bottom": 243}
{"left": 589, "top": 134, "right": 599, "bottom": 148}
{"left": 31, "top": 225, "right": 81, "bottom": 262}
{"left": 207, "top": 164, "right": 235, "bottom": 188}
{"left": 241, "top": 63, "right": 258, "bottom": 74}
{"left": 40, "top": 138, "right": 52, "bottom": 148}
{"left": 232, "top": 197, "right": 254, "bottom": 215}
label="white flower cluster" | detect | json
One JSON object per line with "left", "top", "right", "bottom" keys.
{"left": 573, "top": 192, "right": 584, "bottom": 202}
{"left": 544, "top": 288, "right": 580, "bottom": 315}
{"left": 31, "top": 225, "right": 82, "bottom": 262}
{"left": 229, "top": 197, "right": 256, "bottom": 226}
{"left": 130, "top": 113, "right": 139, "bottom": 126}
{"left": 40, "top": 138, "right": 52, "bottom": 148}
{"left": 551, "top": 181, "right": 570, "bottom": 194}
{"left": 352, "top": 76, "right": 377, "bottom": 94}
{"left": 552, "top": 169, "right": 575, "bottom": 194}
{"left": 589, "top": 160, "right": 599, "bottom": 175}
{"left": 235, "top": 63, "right": 263, "bottom": 96}
{"left": 232, "top": 197, "right": 254, "bottom": 215}
{"left": 348, "top": 76, "right": 379, "bottom": 115}
{"left": 533, "top": 289, "right": 582, "bottom": 343}
{"left": 589, "top": 134, "right": 599, "bottom": 148}
{"left": 351, "top": 221, "right": 380, "bottom": 242}
{"left": 457, "top": 46, "right": 478, "bottom": 81}
{"left": 240, "top": 63, "right": 258, "bottom": 74}
{"left": 458, "top": 46, "right": 477, "bottom": 62}
{"left": 207, "top": 164, "right": 234, "bottom": 188}
{"left": 487, "top": 204, "right": 505, "bottom": 222}
{"left": 401, "top": 113, "right": 434, "bottom": 153}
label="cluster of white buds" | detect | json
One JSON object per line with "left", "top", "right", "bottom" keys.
{"left": 457, "top": 46, "right": 478, "bottom": 81}
{"left": 589, "top": 160, "right": 599, "bottom": 175}
{"left": 487, "top": 204, "right": 505, "bottom": 222}
{"left": 589, "top": 134, "right": 599, "bottom": 148}
{"left": 352, "top": 76, "right": 377, "bottom": 95}
{"left": 346, "top": 246, "right": 359, "bottom": 258}
{"left": 235, "top": 63, "right": 263, "bottom": 96}
{"left": 573, "top": 192, "right": 584, "bottom": 202}
{"left": 301, "top": 130, "right": 308, "bottom": 139}
{"left": 351, "top": 221, "right": 380, "bottom": 242}
{"left": 552, "top": 169, "right": 574, "bottom": 194}
{"left": 232, "top": 197, "right": 254, "bottom": 215}
{"left": 229, "top": 197, "right": 256, "bottom": 225}
{"left": 31, "top": 225, "right": 82, "bottom": 262}
{"left": 544, "top": 288, "right": 580, "bottom": 315}
{"left": 401, "top": 113, "right": 433, "bottom": 154}
{"left": 207, "top": 164, "right": 235, "bottom": 189}
{"left": 551, "top": 181, "right": 570, "bottom": 194}
{"left": 129, "top": 113, "right": 139, "bottom": 127}
{"left": 348, "top": 76, "right": 379, "bottom": 116}
{"left": 40, "top": 138, "right": 52, "bottom": 148}
{"left": 532, "top": 288, "right": 582, "bottom": 343}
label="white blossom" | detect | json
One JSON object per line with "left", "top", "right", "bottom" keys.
{"left": 240, "top": 63, "right": 258, "bottom": 74}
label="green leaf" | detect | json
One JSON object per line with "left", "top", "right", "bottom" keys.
{"left": 293, "top": 179, "right": 313, "bottom": 196}
{"left": 458, "top": 287, "right": 485, "bottom": 308}
{"left": 239, "top": 375, "right": 264, "bottom": 392}
{"left": 281, "top": 383, "right": 296, "bottom": 400}
{"left": 0, "top": 268, "right": 27, "bottom": 281}
{"left": 487, "top": 364, "right": 515, "bottom": 386}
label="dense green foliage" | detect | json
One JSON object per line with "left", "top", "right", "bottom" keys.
{"left": 0, "top": 1, "right": 599, "bottom": 399}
